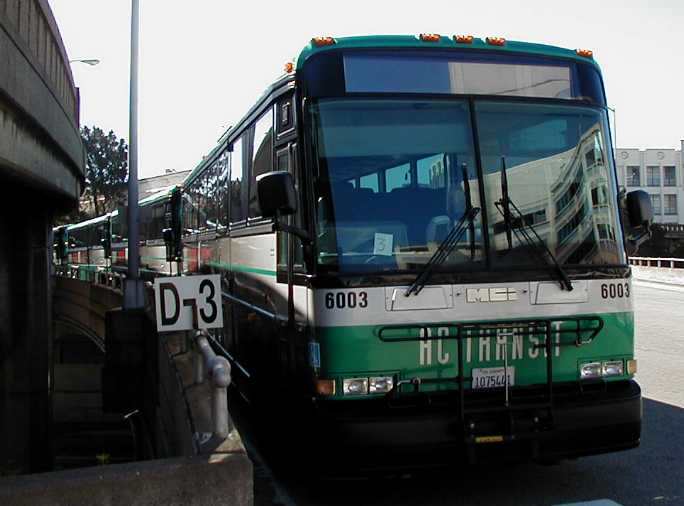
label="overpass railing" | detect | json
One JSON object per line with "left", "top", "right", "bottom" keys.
{"left": 658, "top": 223, "right": 684, "bottom": 234}
{"left": 58, "top": 265, "right": 127, "bottom": 290}
{"left": 629, "top": 257, "right": 684, "bottom": 269}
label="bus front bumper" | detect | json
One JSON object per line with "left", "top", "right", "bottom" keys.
{"left": 313, "top": 379, "right": 641, "bottom": 466}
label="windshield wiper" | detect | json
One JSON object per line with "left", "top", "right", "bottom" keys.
{"left": 460, "top": 161, "right": 477, "bottom": 261}
{"left": 406, "top": 206, "right": 480, "bottom": 297}
{"left": 444, "top": 155, "right": 478, "bottom": 261}
{"left": 495, "top": 156, "right": 573, "bottom": 291}
{"left": 499, "top": 156, "right": 513, "bottom": 250}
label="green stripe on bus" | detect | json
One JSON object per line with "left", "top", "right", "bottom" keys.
{"left": 206, "top": 261, "right": 277, "bottom": 277}
{"left": 314, "top": 311, "right": 634, "bottom": 387}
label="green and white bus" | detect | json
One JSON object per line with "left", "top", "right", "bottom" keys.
{"left": 69, "top": 34, "right": 655, "bottom": 465}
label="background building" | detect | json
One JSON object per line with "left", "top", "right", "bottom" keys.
{"left": 138, "top": 169, "right": 191, "bottom": 200}
{"left": 78, "top": 169, "right": 190, "bottom": 217}
{"left": 615, "top": 141, "right": 684, "bottom": 225}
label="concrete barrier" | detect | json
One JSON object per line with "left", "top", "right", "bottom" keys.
{"left": 40, "top": 278, "right": 254, "bottom": 503}
{"left": 0, "top": 432, "right": 252, "bottom": 506}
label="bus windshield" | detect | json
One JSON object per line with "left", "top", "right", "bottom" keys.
{"left": 310, "top": 98, "right": 625, "bottom": 274}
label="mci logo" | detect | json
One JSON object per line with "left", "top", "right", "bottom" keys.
{"left": 466, "top": 287, "right": 518, "bottom": 303}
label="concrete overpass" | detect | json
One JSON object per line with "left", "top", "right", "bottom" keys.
{"left": 0, "top": 1, "right": 85, "bottom": 474}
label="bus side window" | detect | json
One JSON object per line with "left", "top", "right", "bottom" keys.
{"left": 182, "top": 189, "right": 194, "bottom": 236}
{"left": 216, "top": 149, "right": 230, "bottom": 232}
{"left": 359, "top": 173, "right": 379, "bottom": 193}
{"left": 249, "top": 108, "right": 274, "bottom": 219}
{"left": 196, "top": 174, "right": 208, "bottom": 231}
{"left": 206, "top": 160, "right": 218, "bottom": 230}
{"left": 276, "top": 96, "right": 295, "bottom": 136}
{"left": 230, "top": 136, "right": 246, "bottom": 226}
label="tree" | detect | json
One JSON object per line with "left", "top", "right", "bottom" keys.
{"left": 81, "top": 126, "right": 128, "bottom": 216}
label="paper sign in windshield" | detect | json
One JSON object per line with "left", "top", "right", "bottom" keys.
{"left": 373, "top": 233, "right": 393, "bottom": 256}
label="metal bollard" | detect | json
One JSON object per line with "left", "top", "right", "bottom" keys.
{"left": 193, "top": 330, "right": 232, "bottom": 439}
{"left": 211, "top": 356, "right": 231, "bottom": 438}
{"left": 193, "top": 341, "right": 205, "bottom": 384}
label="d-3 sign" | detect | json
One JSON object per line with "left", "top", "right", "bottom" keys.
{"left": 153, "top": 275, "right": 223, "bottom": 332}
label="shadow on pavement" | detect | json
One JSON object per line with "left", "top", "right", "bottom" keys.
{"left": 236, "top": 396, "right": 684, "bottom": 506}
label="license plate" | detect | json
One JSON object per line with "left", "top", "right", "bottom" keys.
{"left": 472, "top": 367, "right": 515, "bottom": 389}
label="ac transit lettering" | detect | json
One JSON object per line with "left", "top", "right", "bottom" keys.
{"left": 419, "top": 327, "right": 450, "bottom": 366}
{"left": 419, "top": 326, "right": 560, "bottom": 366}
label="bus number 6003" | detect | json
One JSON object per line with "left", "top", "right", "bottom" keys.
{"left": 601, "top": 283, "right": 629, "bottom": 299}
{"left": 325, "top": 291, "right": 368, "bottom": 309}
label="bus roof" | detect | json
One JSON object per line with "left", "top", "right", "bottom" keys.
{"left": 295, "top": 35, "right": 601, "bottom": 71}
{"left": 185, "top": 75, "right": 293, "bottom": 186}
{"left": 138, "top": 185, "right": 176, "bottom": 207}
{"left": 184, "top": 35, "right": 601, "bottom": 186}
{"left": 66, "top": 186, "right": 176, "bottom": 230}
{"left": 67, "top": 213, "right": 109, "bottom": 231}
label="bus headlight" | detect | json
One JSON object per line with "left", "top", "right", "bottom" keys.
{"left": 580, "top": 360, "right": 625, "bottom": 379}
{"left": 369, "top": 376, "right": 394, "bottom": 394}
{"left": 602, "top": 360, "right": 624, "bottom": 377}
{"left": 343, "top": 378, "right": 368, "bottom": 395}
{"left": 580, "top": 362, "right": 602, "bottom": 379}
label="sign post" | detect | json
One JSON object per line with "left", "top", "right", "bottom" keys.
{"left": 124, "top": 0, "right": 144, "bottom": 309}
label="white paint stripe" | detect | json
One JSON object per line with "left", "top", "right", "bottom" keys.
{"left": 315, "top": 280, "right": 633, "bottom": 327}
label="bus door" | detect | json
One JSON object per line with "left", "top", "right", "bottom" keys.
{"left": 274, "top": 138, "right": 308, "bottom": 380}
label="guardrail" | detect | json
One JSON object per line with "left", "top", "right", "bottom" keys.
{"left": 192, "top": 330, "right": 232, "bottom": 439}
{"left": 58, "top": 265, "right": 127, "bottom": 291}
{"left": 658, "top": 223, "right": 684, "bottom": 234}
{"left": 629, "top": 256, "right": 684, "bottom": 268}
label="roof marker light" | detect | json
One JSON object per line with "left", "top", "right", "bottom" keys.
{"left": 419, "top": 33, "right": 441, "bottom": 42}
{"left": 576, "top": 48, "right": 594, "bottom": 58}
{"left": 284, "top": 62, "right": 294, "bottom": 74}
{"left": 311, "top": 36, "right": 336, "bottom": 47}
{"left": 454, "top": 34, "right": 474, "bottom": 44}
{"left": 486, "top": 36, "right": 506, "bottom": 46}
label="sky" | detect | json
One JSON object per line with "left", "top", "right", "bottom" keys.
{"left": 49, "top": 0, "right": 684, "bottom": 179}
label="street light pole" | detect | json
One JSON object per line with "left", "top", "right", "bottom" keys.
{"left": 124, "top": 0, "right": 143, "bottom": 309}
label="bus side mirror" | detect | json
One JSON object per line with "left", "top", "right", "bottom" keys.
{"left": 626, "top": 190, "right": 653, "bottom": 228}
{"left": 162, "top": 227, "right": 182, "bottom": 262}
{"left": 623, "top": 190, "right": 653, "bottom": 255}
{"left": 101, "top": 237, "right": 112, "bottom": 258}
{"left": 256, "top": 171, "right": 297, "bottom": 218}
{"left": 257, "top": 171, "right": 311, "bottom": 246}
{"left": 56, "top": 233, "right": 68, "bottom": 260}
{"left": 163, "top": 228, "right": 174, "bottom": 243}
